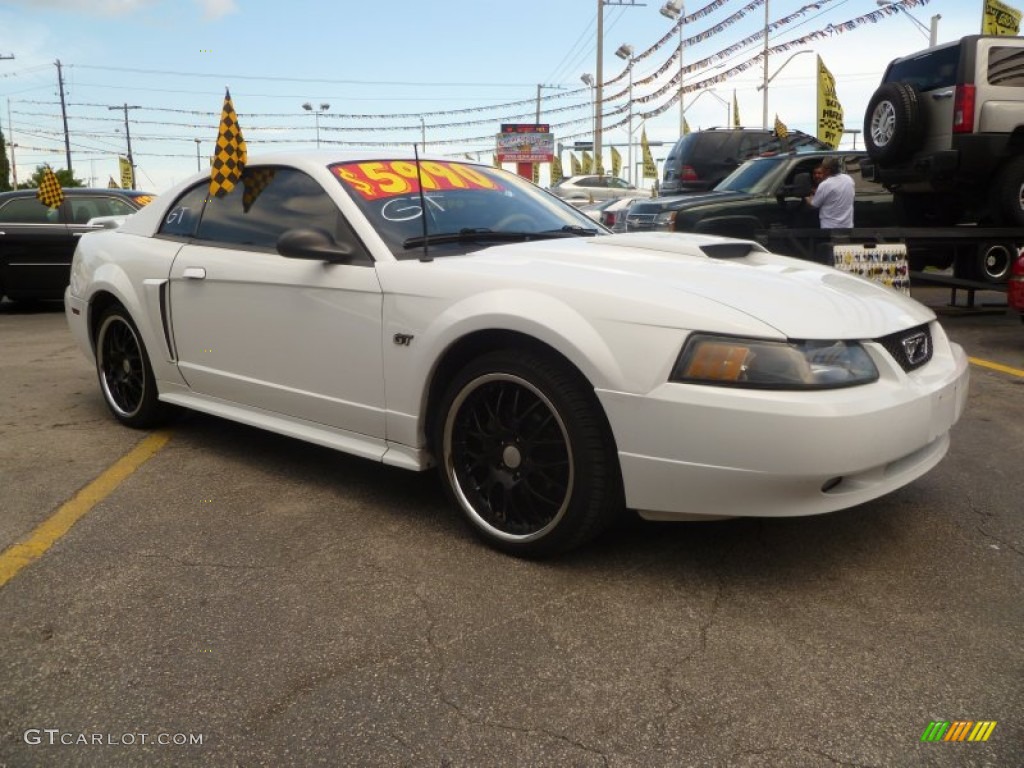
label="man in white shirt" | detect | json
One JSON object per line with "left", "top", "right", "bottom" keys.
{"left": 807, "top": 157, "right": 854, "bottom": 228}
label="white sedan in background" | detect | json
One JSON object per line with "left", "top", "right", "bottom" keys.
{"left": 66, "top": 153, "right": 968, "bottom": 557}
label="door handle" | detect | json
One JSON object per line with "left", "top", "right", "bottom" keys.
{"left": 931, "top": 90, "right": 954, "bottom": 99}
{"left": 182, "top": 267, "right": 207, "bottom": 279}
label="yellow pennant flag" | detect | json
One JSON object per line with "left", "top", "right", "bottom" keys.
{"left": 983, "top": 0, "right": 1022, "bottom": 34}
{"left": 610, "top": 146, "right": 622, "bottom": 178}
{"left": 531, "top": 163, "right": 539, "bottom": 184}
{"left": 570, "top": 152, "right": 581, "bottom": 176}
{"left": 774, "top": 114, "right": 789, "bottom": 139}
{"left": 732, "top": 90, "right": 740, "bottom": 127}
{"left": 551, "top": 154, "right": 564, "bottom": 185}
{"left": 492, "top": 153, "right": 500, "bottom": 168}
{"left": 36, "top": 166, "right": 64, "bottom": 209}
{"left": 816, "top": 55, "right": 844, "bottom": 149}
{"left": 595, "top": 153, "right": 604, "bottom": 175}
{"left": 107, "top": 175, "right": 119, "bottom": 189}
{"left": 119, "top": 156, "right": 133, "bottom": 190}
{"left": 683, "top": 117, "right": 692, "bottom": 135}
{"left": 641, "top": 127, "right": 657, "bottom": 180}
{"left": 581, "top": 150, "right": 593, "bottom": 174}
{"left": 210, "top": 87, "right": 248, "bottom": 198}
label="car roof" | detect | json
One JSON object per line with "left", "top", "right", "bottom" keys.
{"left": 0, "top": 188, "right": 154, "bottom": 200}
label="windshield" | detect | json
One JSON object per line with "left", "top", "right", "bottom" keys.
{"left": 331, "top": 160, "right": 606, "bottom": 258}
{"left": 714, "top": 157, "right": 785, "bottom": 193}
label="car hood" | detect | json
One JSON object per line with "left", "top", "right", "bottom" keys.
{"left": 632, "top": 190, "right": 751, "bottom": 213}
{"left": 412, "top": 233, "right": 932, "bottom": 340}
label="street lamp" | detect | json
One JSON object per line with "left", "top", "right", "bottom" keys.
{"left": 302, "top": 102, "right": 330, "bottom": 148}
{"left": 756, "top": 49, "right": 814, "bottom": 129}
{"left": 615, "top": 44, "right": 634, "bottom": 183}
{"left": 877, "top": 0, "right": 940, "bottom": 45}
{"left": 659, "top": 0, "right": 685, "bottom": 135}
{"left": 581, "top": 73, "right": 597, "bottom": 154}
{"left": 684, "top": 89, "right": 731, "bottom": 126}
{"left": 194, "top": 138, "right": 202, "bottom": 172}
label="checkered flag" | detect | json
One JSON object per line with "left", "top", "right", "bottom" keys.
{"left": 209, "top": 88, "right": 247, "bottom": 199}
{"left": 36, "top": 166, "right": 64, "bottom": 209}
{"left": 242, "top": 168, "right": 275, "bottom": 212}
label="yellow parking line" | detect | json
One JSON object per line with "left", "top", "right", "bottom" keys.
{"left": 969, "top": 356, "right": 1024, "bottom": 378}
{"left": 0, "top": 431, "right": 172, "bottom": 589}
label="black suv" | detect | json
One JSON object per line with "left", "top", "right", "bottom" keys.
{"left": 0, "top": 188, "right": 153, "bottom": 302}
{"left": 628, "top": 151, "right": 893, "bottom": 241}
{"left": 660, "top": 127, "right": 832, "bottom": 195}
{"left": 863, "top": 35, "right": 1024, "bottom": 226}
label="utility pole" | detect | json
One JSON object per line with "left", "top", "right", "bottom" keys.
{"left": 761, "top": 0, "right": 770, "bottom": 129}
{"left": 109, "top": 104, "right": 141, "bottom": 189}
{"left": 55, "top": 60, "right": 72, "bottom": 173}
{"left": 595, "top": 1, "right": 644, "bottom": 173}
{"left": 7, "top": 99, "right": 16, "bottom": 187}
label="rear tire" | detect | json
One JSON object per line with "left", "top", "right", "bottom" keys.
{"left": 434, "top": 348, "right": 622, "bottom": 557}
{"left": 864, "top": 83, "right": 924, "bottom": 164}
{"left": 965, "top": 241, "right": 1016, "bottom": 284}
{"left": 95, "top": 305, "right": 168, "bottom": 428}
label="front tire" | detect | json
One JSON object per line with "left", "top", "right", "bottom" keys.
{"left": 95, "top": 306, "right": 167, "bottom": 428}
{"left": 435, "top": 348, "right": 622, "bottom": 557}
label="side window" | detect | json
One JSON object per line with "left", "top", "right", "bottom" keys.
{"left": 988, "top": 45, "right": 1024, "bottom": 86}
{"left": 0, "top": 198, "right": 61, "bottom": 224}
{"left": 195, "top": 166, "right": 363, "bottom": 256}
{"left": 887, "top": 46, "right": 959, "bottom": 91}
{"left": 68, "top": 197, "right": 138, "bottom": 223}
{"left": 158, "top": 183, "right": 211, "bottom": 239}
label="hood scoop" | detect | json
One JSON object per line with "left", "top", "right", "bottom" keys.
{"left": 699, "top": 241, "right": 768, "bottom": 260}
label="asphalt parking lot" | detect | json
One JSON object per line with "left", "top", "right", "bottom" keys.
{"left": 0, "top": 290, "right": 1021, "bottom": 768}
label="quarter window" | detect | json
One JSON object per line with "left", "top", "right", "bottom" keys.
{"left": 158, "top": 183, "right": 211, "bottom": 239}
{"left": 68, "top": 196, "right": 140, "bottom": 224}
{"left": 988, "top": 46, "right": 1024, "bottom": 86}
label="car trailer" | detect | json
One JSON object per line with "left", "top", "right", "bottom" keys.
{"left": 757, "top": 226, "right": 1021, "bottom": 309}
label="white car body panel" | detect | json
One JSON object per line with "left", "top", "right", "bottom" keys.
{"left": 66, "top": 154, "right": 969, "bottom": 525}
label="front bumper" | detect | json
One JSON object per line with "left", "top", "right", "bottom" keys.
{"left": 596, "top": 325, "right": 969, "bottom": 520}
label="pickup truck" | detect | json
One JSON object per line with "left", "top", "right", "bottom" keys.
{"left": 625, "top": 150, "right": 1020, "bottom": 283}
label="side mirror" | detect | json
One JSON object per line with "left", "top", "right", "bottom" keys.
{"left": 277, "top": 228, "right": 353, "bottom": 263}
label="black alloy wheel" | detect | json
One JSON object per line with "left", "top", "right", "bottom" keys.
{"left": 95, "top": 306, "right": 166, "bottom": 428}
{"left": 436, "top": 348, "right": 622, "bottom": 557}
{"left": 969, "top": 241, "right": 1016, "bottom": 284}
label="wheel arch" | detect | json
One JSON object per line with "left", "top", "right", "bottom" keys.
{"left": 422, "top": 328, "right": 621, "bottom": 459}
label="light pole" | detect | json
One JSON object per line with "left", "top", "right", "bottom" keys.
{"left": 684, "top": 89, "right": 730, "bottom": 127}
{"left": 581, "top": 73, "right": 596, "bottom": 152}
{"left": 194, "top": 138, "right": 202, "bottom": 172}
{"left": 756, "top": 49, "right": 814, "bottom": 128}
{"left": 595, "top": 0, "right": 643, "bottom": 173}
{"left": 877, "top": 0, "right": 940, "bottom": 45}
{"left": 659, "top": 0, "right": 685, "bottom": 135}
{"left": 302, "top": 102, "right": 330, "bottom": 148}
{"left": 761, "top": 0, "right": 770, "bottom": 128}
{"left": 615, "top": 44, "right": 635, "bottom": 183}
{"left": 420, "top": 116, "right": 426, "bottom": 152}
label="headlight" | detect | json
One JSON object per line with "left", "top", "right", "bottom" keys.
{"left": 655, "top": 210, "right": 677, "bottom": 229}
{"left": 670, "top": 334, "right": 879, "bottom": 389}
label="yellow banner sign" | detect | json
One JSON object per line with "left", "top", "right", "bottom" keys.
{"left": 983, "top": 0, "right": 1021, "bottom": 34}
{"left": 119, "top": 156, "right": 133, "bottom": 190}
{"left": 816, "top": 55, "right": 844, "bottom": 149}
{"left": 641, "top": 127, "right": 658, "bottom": 180}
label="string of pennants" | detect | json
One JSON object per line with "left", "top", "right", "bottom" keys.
{"left": 30, "top": 0, "right": 929, "bottom": 129}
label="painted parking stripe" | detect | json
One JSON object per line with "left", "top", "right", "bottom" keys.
{"left": 968, "top": 357, "right": 1024, "bottom": 378}
{"left": 0, "top": 431, "right": 172, "bottom": 589}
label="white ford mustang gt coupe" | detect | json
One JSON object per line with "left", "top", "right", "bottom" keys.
{"left": 66, "top": 153, "right": 969, "bottom": 556}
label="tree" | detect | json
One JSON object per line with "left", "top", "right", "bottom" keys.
{"left": 18, "top": 165, "right": 85, "bottom": 190}
{"left": 0, "top": 128, "right": 10, "bottom": 192}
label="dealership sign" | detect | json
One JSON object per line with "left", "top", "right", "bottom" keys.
{"left": 496, "top": 123, "right": 554, "bottom": 163}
